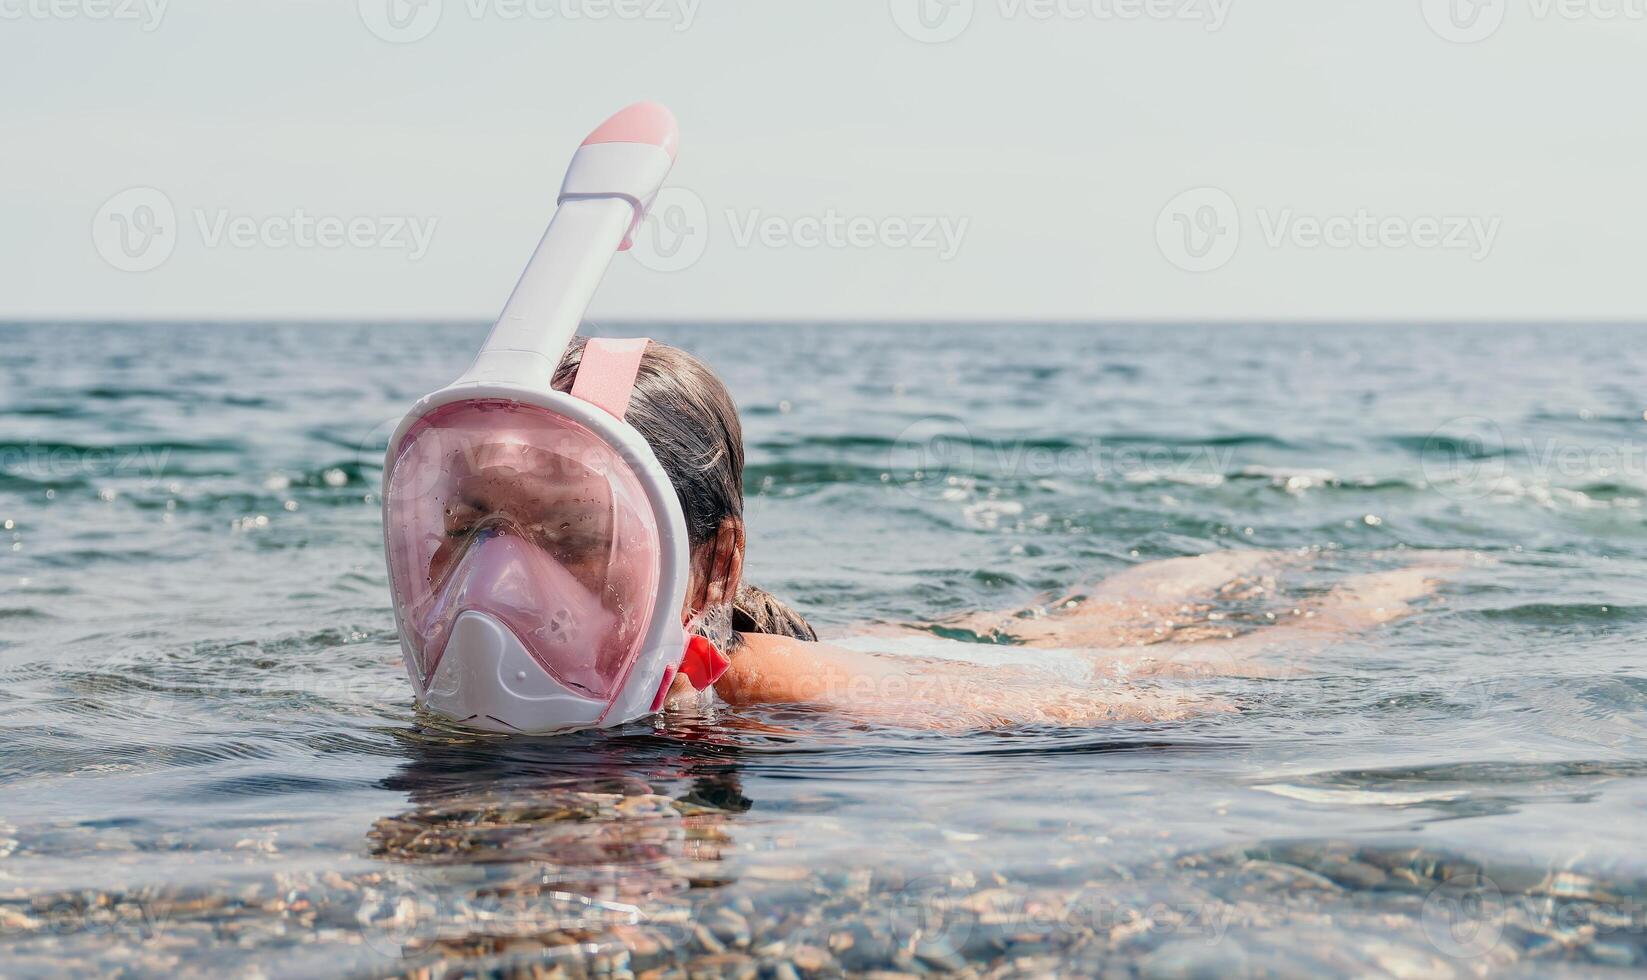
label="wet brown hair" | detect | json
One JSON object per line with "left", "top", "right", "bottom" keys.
{"left": 553, "top": 338, "right": 817, "bottom": 645}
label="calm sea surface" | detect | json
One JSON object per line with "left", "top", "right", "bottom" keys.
{"left": 2, "top": 322, "right": 1646, "bottom": 977}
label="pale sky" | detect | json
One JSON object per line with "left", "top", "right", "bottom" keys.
{"left": 2, "top": 0, "right": 1642, "bottom": 321}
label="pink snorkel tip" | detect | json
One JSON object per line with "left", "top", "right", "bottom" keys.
{"left": 581, "top": 101, "right": 679, "bottom": 160}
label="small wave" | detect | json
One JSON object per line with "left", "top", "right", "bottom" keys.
{"left": 0, "top": 607, "right": 53, "bottom": 621}
{"left": 1254, "top": 783, "right": 1465, "bottom": 806}
{"left": 0, "top": 438, "right": 242, "bottom": 456}
{"left": 194, "top": 773, "right": 367, "bottom": 799}
{"left": 0, "top": 736, "right": 282, "bottom": 785}
{"left": 1234, "top": 466, "right": 1341, "bottom": 493}
{"left": 1388, "top": 432, "right": 1513, "bottom": 458}
{"left": 1084, "top": 432, "right": 1298, "bottom": 451}
{"left": 1570, "top": 480, "right": 1647, "bottom": 499}
{"left": 1259, "top": 759, "right": 1647, "bottom": 793}
{"left": 1122, "top": 470, "right": 1226, "bottom": 487}
{"left": 961, "top": 499, "right": 1024, "bottom": 529}
{"left": 1475, "top": 602, "right": 1647, "bottom": 625}
{"left": 756, "top": 433, "right": 909, "bottom": 453}
{"left": 265, "top": 461, "right": 374, "bottom": 490}
{"left": 2, "top": 404, "right": 96, "bottom": 419}
{"left": 744, "top": 461, "right": 891, "bottom": 491}
{"left": 80, "top": 385, "right": 201, "bottom": 402}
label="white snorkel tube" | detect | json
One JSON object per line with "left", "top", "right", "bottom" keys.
{"left": 463, "top": 101, "right": 678, "bottom": 391}
{"left": 382, "top": 103, "right": 727, "bottom": 734}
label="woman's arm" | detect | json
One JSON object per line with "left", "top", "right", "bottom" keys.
{"left": 711, "top": 633, "right": 1216, "bottom": 730}
{"left": 693, "top": 551, "right": 1468, "bottom": 730}
{"left": 928, "top": 549, "right": 1469, "bottom": 652}
{"left": 938, "top": 548, "right": 1299, "bottom": 649}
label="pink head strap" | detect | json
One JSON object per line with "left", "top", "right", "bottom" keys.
{"left": 570, "top": 337, "right": 649, "bottom": 419}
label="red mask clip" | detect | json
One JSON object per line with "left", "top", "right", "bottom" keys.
{"left": 679, "top": 635, "right": 730, "bottom": 690}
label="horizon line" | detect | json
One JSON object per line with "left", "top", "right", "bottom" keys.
{"left": 5, "top": 317, "right": 1647, "bottom": 328}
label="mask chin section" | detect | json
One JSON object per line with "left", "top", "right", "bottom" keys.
{"left": 422, "top": 611, "right": 610, "bottom": 733}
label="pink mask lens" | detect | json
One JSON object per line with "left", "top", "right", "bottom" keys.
{"left": 384, "top": 399, "right": 662, "bottom": 701}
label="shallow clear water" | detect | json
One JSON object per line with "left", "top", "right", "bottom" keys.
{"left": 2, "top": 322, "right": 1645, "bottom": 978}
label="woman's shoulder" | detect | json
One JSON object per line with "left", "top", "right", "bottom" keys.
{"left": 732, "top": 631, "right": 818, "bottom": 659}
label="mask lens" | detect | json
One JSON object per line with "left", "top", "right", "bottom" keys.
{"left": 384, "top": 399, "right": 661, "bottom": 699}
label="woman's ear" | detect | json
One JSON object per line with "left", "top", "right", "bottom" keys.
{"left": 686, "top": 517, "right": 745, "bottom": 620}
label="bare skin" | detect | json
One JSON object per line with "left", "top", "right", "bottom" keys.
{"left": 704, "top": 550, "right": 1470, "bottom": 731}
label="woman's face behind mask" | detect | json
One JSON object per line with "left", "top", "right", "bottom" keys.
{"left": 428, "top": 444, "right": 620, "bottom": 592}
{"left": 385, "top": 400, "right": 662, "bottom": 698}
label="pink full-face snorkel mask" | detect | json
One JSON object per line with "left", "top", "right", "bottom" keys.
{"left": 382, "top": 103, "right": 727, "bottom": 734}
